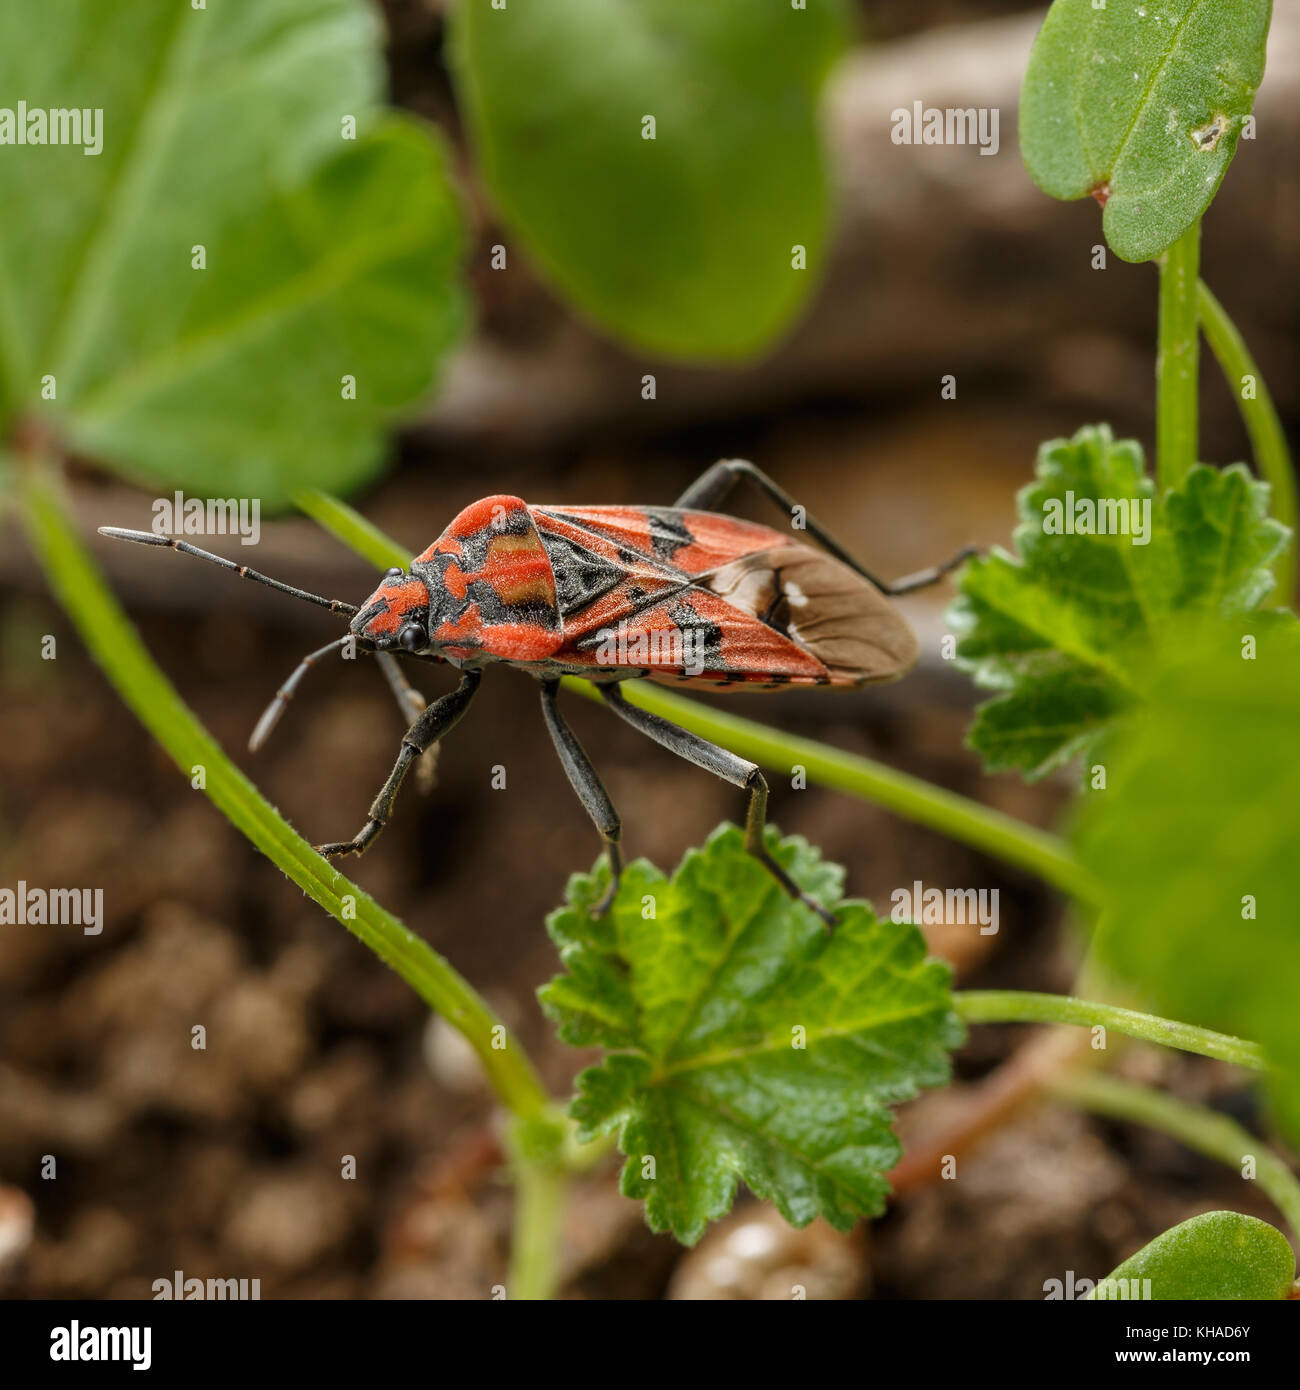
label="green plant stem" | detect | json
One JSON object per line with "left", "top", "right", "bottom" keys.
{"left": 956, "top": 991, "right": 1267, "bottom": 1071}
{"left": 1198, "top": 281, "right": 1297, "bottom": 599}
{"left": 294, "top": 487, "right": 408, "bottom": 571}
{"left": 1052, "top": 1072, "right": 1300, "bottom": 1246}
{"left": 296, "top": 488, "right": 1095, "bottom": 906}
{"left": 508, "top": 1155, "right": 567, "bottom": 1300}
{"left": 19, "top": 466, "right": 553, "bottom": 1123}
{"left": 1156, "top": 221, "right": 1202, "bottom": 490}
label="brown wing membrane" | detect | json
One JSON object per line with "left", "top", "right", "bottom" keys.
{"left": 706, "top": 545, "right": 919, "bottom": 685}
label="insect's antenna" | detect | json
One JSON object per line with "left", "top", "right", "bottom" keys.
{"left": 97, "top": 528, "right": 358, "bottom": 617}
{"left": 249, "top": 636, "right": 353, "bottom": 752}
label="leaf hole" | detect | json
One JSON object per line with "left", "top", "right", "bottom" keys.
{"left": 1190, "top": 115, "right": 1228, "bottom": 152}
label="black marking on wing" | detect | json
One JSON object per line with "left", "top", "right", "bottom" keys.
{"left": 645, "top": 508, "right": 695, "bottom": 560}
{"left": 667, "top": 598, "right": 726, "bottom": 670}
{"left": 538, "top": 531, "right": 626, "bottom": 618}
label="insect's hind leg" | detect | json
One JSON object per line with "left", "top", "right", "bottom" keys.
{"left": 540, "top": 680, "right": 624, "bottom": 916}
{"left": 316, "top": 668, "right": 481, "bottom": 858}
{"left": 599, "top": 683, "right": 835, "bottom": 928}
{"left": 674, "top": 458, "right": 973, "bottom": 596}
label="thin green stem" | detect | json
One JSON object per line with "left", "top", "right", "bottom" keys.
{"left": 1198, "top": 280, "right": 1297, "bottom": 599}
{"left": 19, "top": 466, "right": 552, "bottom": 1122}
{"left": 294, "top": 487, "right": 407, "bottom": 571}
{"left": 297, "top": 489, "right": 1095, "bottom": 906}
{"left": 1156, "top": 221, "right": 1202, "bottom": 490}
{"left": 508, "top": 1152, "right": 567, "bottom": 1300}
{"left": 1053, "top": 1072, "right": 1300, "bottom": 1246}
{"left": 956, "top": 991, "right": 1267, "bottom": 1071}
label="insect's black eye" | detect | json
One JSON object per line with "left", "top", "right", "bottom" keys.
{"left": 398, "top": 623, "right": 425, "bottom": 652}
{"left": 385, "top": 567, "right": 404, "bottom": 579}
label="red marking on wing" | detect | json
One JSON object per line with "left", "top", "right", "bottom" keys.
{"left": 669, "top": 512, "right": 793, "bottom": 575}
{"left": 553, "top": 593, "right": 828, "bottom": 683}
{"left": 531, "top": 509, "right": 629, "bottom": 566}
{"left": 538, "top": 505, "right": 787, "bottom": 576}
{"left": 688, "top": 590, "right": 830, "bottom": 680}
{"left": 556, "top": 577, "right": 686, "bottom": 643}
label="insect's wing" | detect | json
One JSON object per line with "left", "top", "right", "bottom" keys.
{"left": 536, "top": 499, "right": 918, "bottom": 687}
{"left": 534, "top": 505, "right": 788, "bottom": 656}
{"left": 535, "top": 504, "right": 790, "bottom": 585}
{"left": 706, "top": 544, "right": 920, "bottom": 685}
{"left": 554, "top": 583, "right": 833, "bottom": 686}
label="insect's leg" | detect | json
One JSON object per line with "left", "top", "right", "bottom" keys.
{"left": 873, "top": 545, "right": 977, "bottom": 596}
{"left": 674, "top": 458, "right": 973, "bottom": 595}
{"left": 316, "top": 668, "right": 481, "bottom": 858}
{"left": 376, "top": 651, "right": 426, "bottom": 724}
{"left": 250, "top": 636, "right": 350, "bottom": 751}
{"left": 599, "top": 683, "right": 835, "bottom": 928}
{"left": 376, "top": 652, "right": 439, "bottom": 793}
{"left": 540, "top": 679, "right": 624, "bottom": 916}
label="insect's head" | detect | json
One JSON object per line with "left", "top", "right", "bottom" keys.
{"left": 351, "top": 566, "right": 433, "bottom": 653}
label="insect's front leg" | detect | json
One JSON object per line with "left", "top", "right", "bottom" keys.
{"left": 375, "top": 651, "right": 439, "bottom": 793}
{"left": 316, "top": 667, "right": 481, "bottom": 858}
{"left": 539, "top": 679, "right": 623, "bottom": 916}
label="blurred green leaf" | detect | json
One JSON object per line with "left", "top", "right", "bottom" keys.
{"left": 1075, "top": 623, "right": 1300, "bottom": 1141}
{"left": 1088, "top": 1211, "right": 1295, "bottom": 1300}
{"left": 541, "top": 825, "right": 961, "bottom": 1244}
{"left": 1020, "top": 0, "right": 1271, "bottom": 262}
{"left": 950, "top": 424, "right": 1287, "bottom": 779}
{"left": 0, "top": 0, "right": 467, "bottom": 507}
{"left": 451, "top": 0, "right": 847, "bottom": 362}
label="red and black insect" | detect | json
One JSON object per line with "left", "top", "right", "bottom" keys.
{"left": 101, "top": 460, "right": 971, "bottom": 925}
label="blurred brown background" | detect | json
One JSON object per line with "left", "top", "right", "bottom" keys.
{"left": 2, "top": 1, "right": 1297, "bottom": 1299}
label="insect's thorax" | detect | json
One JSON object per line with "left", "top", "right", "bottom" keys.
{"left": 412, "top": 496, "right": 564, "bottom": 664}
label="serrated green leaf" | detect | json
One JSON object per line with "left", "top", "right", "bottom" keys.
{"left": 950, "top": 424, "right": 1287, "bottom": 779}
{"left": 541, "top": 825, "right": 962, "bottom": 1245}
{"left": 1088, "top": 1211, "right": 1295, "bottom": 1300}
{"left": 450, "top": 0, "right": 847, "bottom": 362}
{"left": 1075, "top": 623, "right": 1300, "bottom": 1141}
{"left": 1020, "top": 0, "right": 1271, "bottom": 262}
{"left": 0, "top": 0, "right": 467, "bottom": 507}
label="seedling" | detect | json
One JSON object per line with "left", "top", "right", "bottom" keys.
{"left": 6, "top": 0, "right": 1298, "bottom": 1305}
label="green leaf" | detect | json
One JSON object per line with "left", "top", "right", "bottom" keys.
{"left": 1087, "top": 1211, "right": 1295, "bottom": 1300}
{"left": 950, "top": 424, "right": 1287, "bottom": 779}
{"left": 0, "top": 0, "right": 467, "bottom": 507}
{"left": 1075, "top": 623, "right": 1300, "bottom": 1141}
{"left": 1020, "top": 0, "right": 1271, "bottom": 262}
{"left": 541, "top": 825, "right": 962, "bottom": 1245}
{"left": 450, "top": 0, "right": 847, "bottom": 362}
